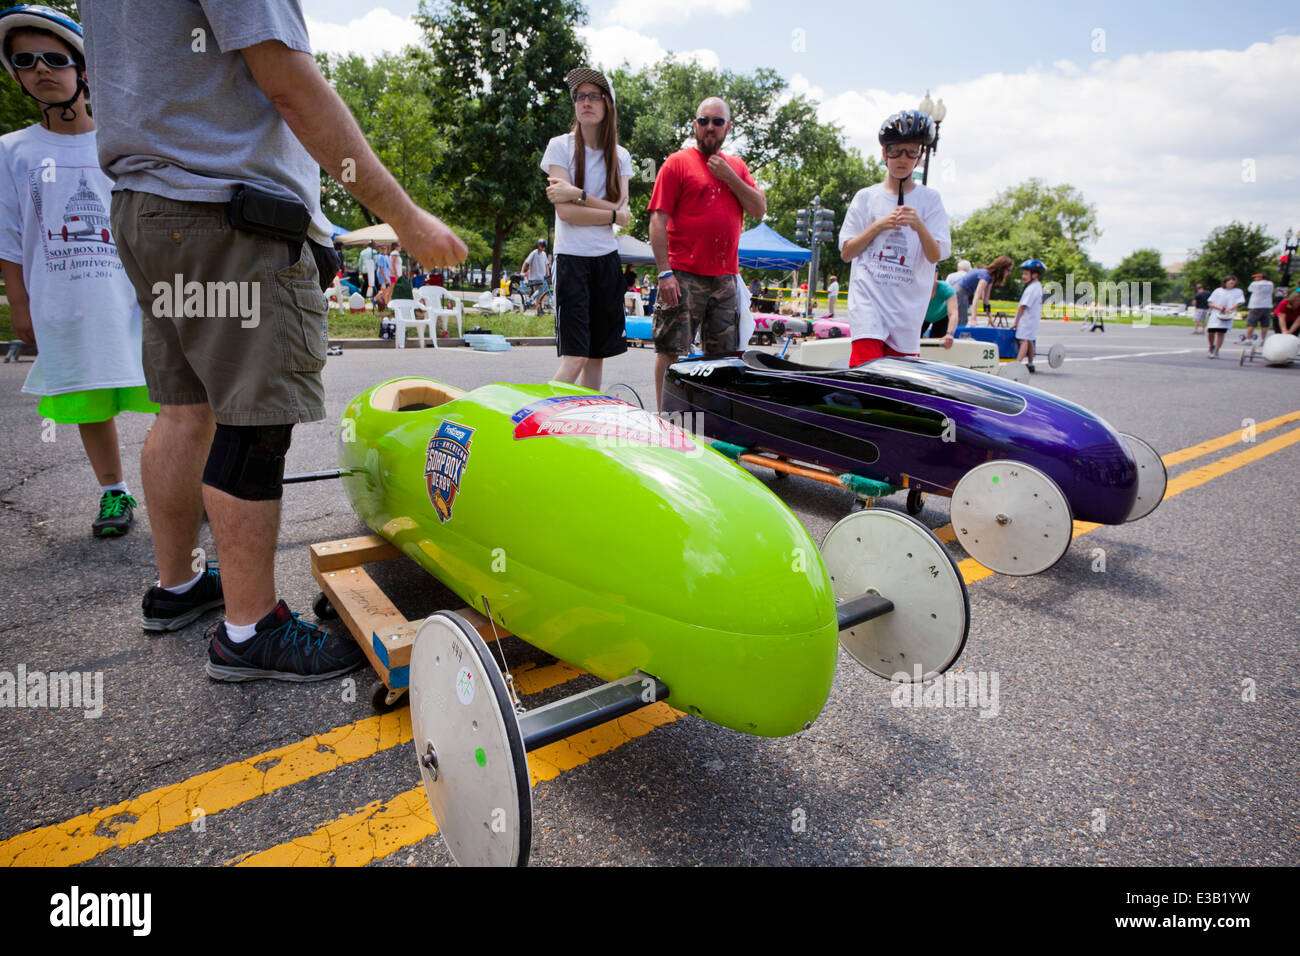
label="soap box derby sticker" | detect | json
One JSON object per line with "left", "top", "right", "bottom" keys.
{"left": 425, "top": 421, "right": 475, "bottom": 523}
{"left": 511, "top": 395, "right": 694, "bottom": 452}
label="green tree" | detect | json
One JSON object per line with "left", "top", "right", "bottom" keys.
{"left": 1183, "top": 222, "right": 1277, "bottom": 292}
{"left": 1108, "top": 248, "right": 1170, "bottom": 302}
{"left": 317, "top": 50, "right": 446, "bottom": 232}
{"left": 416, "top": 0, "right": 587, "bottom": 285}
{"left": 1, "top": 0, "right": 80, "bottom": 134}
{"left": 945, "top": 178, "right": 1103, "bottom": 299}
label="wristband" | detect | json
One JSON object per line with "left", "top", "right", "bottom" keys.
{"left": 576, "top": 190, "right": 586, "bottom": 206}
{"left": 611, "top": 209, "right": 617, "bottom": 225}
{"left": 658, "top": 270, "right": 674, "bottom": 279}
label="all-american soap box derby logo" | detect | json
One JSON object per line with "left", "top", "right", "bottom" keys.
{"left": 511, "top": 395, "right": 694, "bottom": 452}
{"left": 425, "top": 421, "right": 475, "bottom": 522}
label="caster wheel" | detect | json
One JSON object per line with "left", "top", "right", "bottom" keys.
{"left": 313, "top": 592, "right": 339, "bottom": 620}
{"left": 906, "top": 486, "right": 926, "bottom": 516}
{"left": 371, "top": 682, "right": 406, "bottom": 713}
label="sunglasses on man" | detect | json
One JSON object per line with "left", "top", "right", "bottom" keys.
{"left": 695, "top": 116, "right": 727, "bottom": 127}
{"left": 11, "top": 50, "right": 76, "bottom": 70}
{"left": 885, "top": 146, "right": 923, "bottom": 159}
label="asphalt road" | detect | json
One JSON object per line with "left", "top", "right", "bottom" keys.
{"left": 0, "top": 319, "right": 1296, "bottom": 867}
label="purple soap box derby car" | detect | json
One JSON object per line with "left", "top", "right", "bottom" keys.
{"left": 661, "top": 350, "right": 1166, "bottom": 576}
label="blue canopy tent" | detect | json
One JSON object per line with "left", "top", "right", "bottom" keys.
{"left": 737, "top": 223, "right": 811, "bottom": 270}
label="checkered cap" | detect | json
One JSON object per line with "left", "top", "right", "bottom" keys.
{"left": 565, "top": 67, "right": 614, "bottom": 106}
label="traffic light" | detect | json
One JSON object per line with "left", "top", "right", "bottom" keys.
{"left": 794, "top": 208, "right": 810, "bottom": 245}
{"left": 813, "top": 208, "right": 836, "bottom": 244}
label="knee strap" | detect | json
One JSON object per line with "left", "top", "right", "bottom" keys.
{"left": 203, "top": 424, "right": 293, "bottom": 501}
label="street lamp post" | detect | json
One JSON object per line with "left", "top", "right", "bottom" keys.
{"left": 1282, "top": 228, "right": 1298, "bottom": 291}
{"left": 917, "top": 91, "right": 947, "bottom": 186}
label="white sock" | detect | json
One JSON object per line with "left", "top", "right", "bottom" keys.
{"left": 224, "top": 621, "right": 257, "bottom": 643}
{"left": 101, "top": 481, "right": 129, "bottom": 495}
{"left": 161, "top": 570, "right": 203, "bottom": 594}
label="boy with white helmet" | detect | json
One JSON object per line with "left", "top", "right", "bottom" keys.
{"left": 0, "top": 4, "right": 160, "bottom": 540}
{"left": 839, "top": 109, "right": 951, "bottom": 366}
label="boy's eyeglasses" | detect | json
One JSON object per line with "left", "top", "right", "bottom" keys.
{"left": 885, "top": 146, "right": 922, "bottom": 159}
{"left": 11, "top": 50, "right": 76, "bottom": 70}
{"left": 573, "top": 91, "right": 605, "bottom": 103}
{"left": 695, "top": 117, "right": 727, "bottom": 127}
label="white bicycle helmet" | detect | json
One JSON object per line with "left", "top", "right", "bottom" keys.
{"left": 0, "top": 4, "right": 87, "bottom": 120}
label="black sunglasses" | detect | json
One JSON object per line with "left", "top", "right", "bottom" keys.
{"left": 695, "top": 116, "right": 727, "bottom": 127}
{"left": 11, "top": 50, "right": 76, "bottom": 70}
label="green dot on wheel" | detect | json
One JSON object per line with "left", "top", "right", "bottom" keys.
{"left": 991, "top": 476, "right": 1000, "bottom": 484}
{"left": 475, "top": 747, "right": 487, "bottom": 767}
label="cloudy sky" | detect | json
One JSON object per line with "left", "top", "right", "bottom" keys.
{"left": 302, "top": 0, "right": 1298, "bottom": 269}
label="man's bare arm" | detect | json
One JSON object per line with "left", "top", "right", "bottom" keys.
{"left": 239, "top": 40, "right": 465, "bottom": 266}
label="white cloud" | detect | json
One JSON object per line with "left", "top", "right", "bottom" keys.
{"left": 604, "top": 0, "right": 750, "bottom": 28}
{"left": 807, "top": 37, "right": 1300, "bottom": 267}
{"left": 306, "top": 8, "right": 422, "bottom": 60}
{"left": 579, "top": 25, "right": 720, "bottom": 72}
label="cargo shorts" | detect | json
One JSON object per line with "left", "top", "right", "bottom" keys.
{"left": 111, "top": 190, "right": 327, "bottom": 426}
{"left": 652, "top": 270, "right": 740, "bottom": 357}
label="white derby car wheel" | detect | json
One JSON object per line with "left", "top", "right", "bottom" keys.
{"left": 950, "top": 461, "right": 1073, "bottom": 575}
{"left": 821, "top": 509, "right": 969, "bottom": 681}
{"left": 1047, "top": 343, "right": 1066, "bottom": 368}
{"left": 410, "top": 611, "right": 531, "bottom": 867}
{"left": 1120, "top": 433, "right": 1166, "bottom": 522}
{"left": 995, "top": 362, "right": 1030, "bottom": 384}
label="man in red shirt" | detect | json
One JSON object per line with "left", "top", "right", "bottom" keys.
{"left": 1272, "top": 287, "right": 1300, "bottom": 336}
{"left": 648, "top": 96, "right": 766, "bottom": 409}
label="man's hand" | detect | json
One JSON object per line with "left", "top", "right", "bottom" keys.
{"left": 658, "top": 275, "right": 681, "bottom": 308}
{"left": 390, "top": 208, "right": 467, "bottom": 268}
{"left": 706, "top": 154, "right": 739, "bottom": 186}
{"left": 942, "top": 334, "right": 954, "bottom": 349}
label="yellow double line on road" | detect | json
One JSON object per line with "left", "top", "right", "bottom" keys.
{"left": 3, "top": 411, "right": 1298, "bottom": 867}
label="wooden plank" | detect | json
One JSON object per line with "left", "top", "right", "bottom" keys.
{"left": 310, "top": 534, "right": 519, "bottom": 690}
{"left": 314, "top": 564, "right": 408, "bottom": 683}
{"left": 310, "top": 535, "right": 401, "bottom": 574}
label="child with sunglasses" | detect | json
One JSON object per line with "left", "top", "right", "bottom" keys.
{"left": 839, "top": 110, "right": 951, "bottom": 366}
{"left": 0, "top": 5, "right": 157, "bottom": 538}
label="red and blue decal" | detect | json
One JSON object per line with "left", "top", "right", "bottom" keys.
{"left": 511, "top": 395, "right": 693, "bottom": 452}
{"left": 425, "top": 420, "right": 474, "bottom": 523}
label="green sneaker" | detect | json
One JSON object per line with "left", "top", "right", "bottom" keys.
{"left": 93, "top": 490, "right": 137, "bottom": 538}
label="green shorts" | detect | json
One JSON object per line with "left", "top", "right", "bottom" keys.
{"left": 37, "top": 386, "right": 159, "bottom": 424}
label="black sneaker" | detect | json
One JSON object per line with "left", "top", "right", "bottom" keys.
{"left": 93, "top": 490, "right": 137, "bottom": 538}
{"left": 205, "top": 600, "right": 364, "bottom": 683}
{"left": 142, "top": 562, "right": 224, "bottom": 632}
{"left": 1026, "top": 363, "right": 1036, "bottom": 373}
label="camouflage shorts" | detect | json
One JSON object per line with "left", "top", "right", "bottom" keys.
{"left": 652, "top": 270, "right": 739, "bottom": 357}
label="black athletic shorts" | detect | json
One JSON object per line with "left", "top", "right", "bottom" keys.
{"left": 553, "top": 250, "right": 627, "bottom": 359}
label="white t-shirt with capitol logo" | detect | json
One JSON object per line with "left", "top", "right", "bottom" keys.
{"left": 839, "top": 182, "right": 951, "bottom": 354}
{"left": 540, "top": 133, "right": 632, "bottom": 257}
{"left": 0, "top": 124, "right": 146, "bottom": 397}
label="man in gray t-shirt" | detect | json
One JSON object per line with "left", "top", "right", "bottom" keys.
{"left": 80, "top": 0, "right": 466, "bottom": 682}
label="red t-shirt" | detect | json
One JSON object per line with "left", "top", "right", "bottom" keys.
{"left": 1273, "top": 298, "right": 1300, "bottom": 325}
{"left": 648, "top": 147, "right": 758, "bottom": 277}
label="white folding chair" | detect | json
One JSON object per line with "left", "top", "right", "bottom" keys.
{"left": 417, "top": 285, "right": 464, "bottom": 340}
{"left": 391, "top": 299, "right": 434, "bottom": 349}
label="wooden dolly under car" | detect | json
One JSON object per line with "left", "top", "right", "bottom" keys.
{"left": 309, "top": 534, "right": 516, "bottom": 712}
